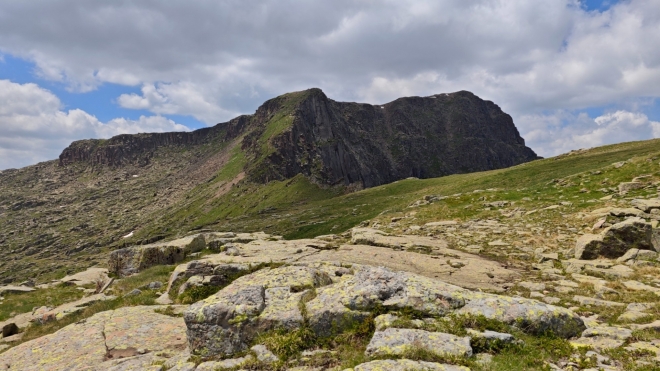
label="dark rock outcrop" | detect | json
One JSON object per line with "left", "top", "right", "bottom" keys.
{"left": 59, "top": 88, "right": 538, "bottom": 188}
{"left": 246, "top": 89, "right": 539, "bottom": 187}
{"left": 59, "top": 116, "right": 250, "bottom": 167}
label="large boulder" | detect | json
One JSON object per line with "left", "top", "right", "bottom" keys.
{"left": 184, "top": 265, "right": 333, "bottom": 356}
{"left": 575, "top": 217, "right": 653, "bottom": 259}
{"left": 305, "top": 265, "right": 467, "bottom": 337}
{"left": 108, "top": 234, "right": 206, "bottom": 276}
{"left": 455, "top": 294, "right": 585, "bottom": 338}
{"left": 184, "top": 263, "right": 585, "bottom": 359}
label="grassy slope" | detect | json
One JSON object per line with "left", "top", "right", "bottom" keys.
{"left": 140, "top": 138, "right": 660, "bottom": 241}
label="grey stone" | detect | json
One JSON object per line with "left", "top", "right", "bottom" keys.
{"left": 108, "top": 234, "right": 206, "bottom": 276}
{"left": 456, "top": 294, "right": 585, "bottom": 338}
{"left": 631, "top": 198, "right": 660, "bottom": 212}
{"left": 305, "top": 265, "right": 466, "bottom": 337}
{"left": 582, "top": 325, "right": 632, "bottom": 340}
{"left": 575, "top": 218, "right": 653, "bottom": 259}
{"left": 619, "top": 182, "right": 644, "bottom": 195}
{"left": 2, "top": 322, "right": 18, "bottom": 338}
{"left": 352, "top": 359, "right": 470, "bottom": 371}
{"left": 184, "top": 263, "right": 587, "bottom": 359}
{"left": 147, "top": 281, "right": 163, "bottom": 290}
{"left": 365, "top": 328, "right": 472, "bottom": 358}
{"left": 609, "top": 208, "right": 645, "bottom": 217}
{"left": 251, "top": 344, "right": 278, "bottom": 363}
{"left": 573, "top": 296, "right": 625, "bottom": 307}
{"left": 630, "top": 320, "right": 660, "bottom": 331}
{"left": 518, "top": 281, "right": 546, "bottom": 291}
{"left": 571, "top": 337, "right": 624, "bottom": 351}
{"left": 617, "top": 248, "right": 642, "bottom": 263}
{"left": 467, "top": 329, "right": 515, "bottom": 349}
{"left": 165, "top": 261, "right": 251, "bottom": 297}
{"left": 542, "top": 297, "right": 561, "bottom": 305}
{"left": 126, "top": 289, "right": 142, "bottom": 297}
{"left": 583, "top": 264, "right": 633, "bottom": 279}
{"left": 184, "top": 266, "right": 332, "bottom": 356}
{"left": 475, "top": 353, "right": 493, "bottom": 368}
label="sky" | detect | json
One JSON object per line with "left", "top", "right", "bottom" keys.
{"left": 1, "top": 0, "right": 660, "bottom": 169}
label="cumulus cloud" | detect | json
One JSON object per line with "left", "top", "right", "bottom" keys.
{"left": 117, "top": 82, "right": 239, "bottom": 124}
{"left": 0, "top": 0, "right": 659, "bottom": 157}
{"left": 0, "top": 80, "right": 187, "bottom": 169}
{"left": 518, "top": 110, "right": 660, "bottom": 157}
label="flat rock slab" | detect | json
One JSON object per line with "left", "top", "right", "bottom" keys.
{"left": 365, "top": 328, "right": 472, "bottom": 358}
{"left": 582, "top": 326, "right": 632, "bottom": 340}
{"left": 573, "top": 296, "right": 625, "bottom": 307}
{"left": 630, "top": 320, "right": 660, "bottom": 331}
{"left": 571, "top": 337, "right": 624, "bottom": 351}
{"left": 0, "top": 285, "right": 35, "bottom": 295}
{"left": 0, "top": 306, "right": 187, "bottom": 371}
{"left": 623, "top": 280, "right": 660, "bottom": 295}
{"left": 0, "top": 293, "right": 116, "bottom": 331}
{"left": 349, "top": 359, "right": 471, "bottom": 371}
{"left": 59, "top": 267, "right": 109, "bottom": 286}
{"left": 185, "top": 263, "right": 584, "bottom": 359}
{"left": 191, "top": 236, "right": 518, "bottom": 292}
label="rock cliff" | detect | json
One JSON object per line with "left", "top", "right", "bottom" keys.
{"left": 58, "top": 88, "right": 539, "bottom": 188}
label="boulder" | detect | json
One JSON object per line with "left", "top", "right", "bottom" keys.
{"left": 108, "top": 234, "right": 206, "bottom": 276}
{"left": 618, "top": 182, "right": 643, "bottom": 195}
{"left": 467, "top": 329, "right": 515, "bottom": 350}
{"left": 631, "top": 198, "right": 660, "bottom": 213}
{"left": 305, "top": 265, "right": 466, "bottom": 337}
{"left": 184, "top": 265, "right": 333, "bottom": 356}
{"left": 351, "top": 359, "right": 470, "bottom": 371}
{"left": 2, "top": 322, "right": 18, "bottom": 338}
{"left": 165, "top": 261, "right": 252, "bottom": 297}
{"left": 609, "top": 208, "right": 646, "bottom": 217}
{"left": 365, "top": 328, "right": 472, "bottom": 358}
{"left": 575, "top": 218, "right": 653, "bottom": 259}
{"left": 184, "top": 263, "right": 585, "bottom": 359}
{"left": 456, "top": 294, "right": 585, "bottom": 338}
{"left": 582, "top": 326, "right": 632, "bottom": 341}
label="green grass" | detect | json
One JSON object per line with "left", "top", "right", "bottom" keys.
{"left": 0, "top": 265, "right": 175, "bottom": 353}
{"left": 0, "top": 284, "right": 84, "bottom": 322}
{"left": 137, "top": 137, "right": 660, "bottom": 242}
{"left": 215, "top": 144, "right": 247, "bottom": 182}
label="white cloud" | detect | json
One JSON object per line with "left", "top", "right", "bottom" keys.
{"left": 0, "top": 1, "right": 659, "bottom": 157}
{"left": 117, "top": 82, "right": 239, "bottom": 124}
{"left": 0, "top": 80, "right": 188, "bottom": 169}
{"left": 518, "top": 109, "right": 660, "bottom": 157}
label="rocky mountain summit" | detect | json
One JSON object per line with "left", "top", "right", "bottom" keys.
{"left": 59, "top": 88, "right": 538, "bottom": 187}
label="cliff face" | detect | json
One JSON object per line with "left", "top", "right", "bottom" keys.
{"left": 243, "top": 88, "right": 539, "bottom": 187}
{"left": 58, "top": 88, "right": 538, "bottom": 188}
{"left": 58, "top": 116, "right": 250, "bottom": 167}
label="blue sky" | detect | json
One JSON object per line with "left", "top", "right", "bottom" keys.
{"left": 582, "top": 0, "right": 617, "bottom": 11}
{"left": 0, "top": 54, "right": 207, "bottom": 130}
{"left": 1, "top": 0, "right": 659, "bottom": 169}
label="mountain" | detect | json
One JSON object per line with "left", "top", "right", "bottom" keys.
{"left": 59, "top": 88, "right": 538, "bottom": 188}
{"left": 0, "top": 88, "right": 537, "bottom": 284}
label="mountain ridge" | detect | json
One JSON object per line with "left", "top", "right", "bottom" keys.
{"left": 57, "top": 88, "right": 539, "bottom": 188}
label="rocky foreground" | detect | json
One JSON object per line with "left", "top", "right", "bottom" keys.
{"left": 3, "top": 195, "right": 660, "bottom": 371}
